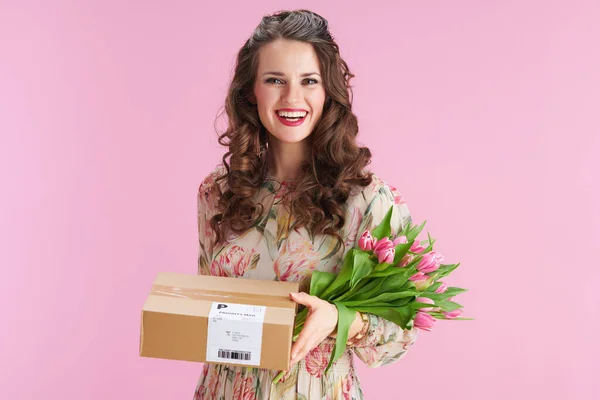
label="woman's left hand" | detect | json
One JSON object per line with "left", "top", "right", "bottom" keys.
{"left": 288, "top": 292, "right": 338, "bottom": 366}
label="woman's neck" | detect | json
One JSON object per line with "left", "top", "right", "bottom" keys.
{"left": 265, "top": 139, "right": 310, "bottom": 182}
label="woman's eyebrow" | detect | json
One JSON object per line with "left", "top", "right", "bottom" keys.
{"left": 261, "top": 71, "right": 321, "bottom": 77}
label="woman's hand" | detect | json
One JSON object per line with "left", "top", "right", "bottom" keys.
{"left": 288, "top": 292, "right": 338, "bottom": 366}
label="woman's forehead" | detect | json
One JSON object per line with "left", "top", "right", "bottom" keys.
{"left": 257, "top": 39, "right": 321, "bottom": 74}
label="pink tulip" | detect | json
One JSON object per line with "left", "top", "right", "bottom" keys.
{"left": 409, "top": 271, "right": 425, "bottom": 281}
{"left": 414, "top": 277, "right": 433, "bottom": 291}
{"left": 443, "top": 309, "right": 462, "bottom": 319}
{"left": 373, "top": 237, "right": 394, "bottom": 252}
{"left": 410, "top": 240, "right": 426, "bottom": 253}
{"left": 392, "top": 236, "right": 408, "bottom": 245}
{"left": 416, "top": 252, "right": 444, "bottom": 274}
{"left": 399, "top": 254, "right": 414, "bottom": 267}
{"left": 435, "top": 283, "right": 448, "bottom": 294}
{"left": 416, "top": 297, "right": 435, "bottom": 312}
{"left": 373, "top": 237, "right": 395, "bottom": 263}
{"left": 378, "top": 247, "right": 395, "bottom": 264}
{"left": 414, "top": 311, "right": 436, "bottom": 332}
{"left": 358, "top": 230, "right": 377, "bottom": 251}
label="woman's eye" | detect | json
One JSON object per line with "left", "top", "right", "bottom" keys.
{"left": 266, "top": 78, "right": 283, "bottom": 84}
{"left": 304, "top": 78, "right": 319, "bottom": 85}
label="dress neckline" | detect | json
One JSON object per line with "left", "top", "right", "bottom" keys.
{"left": 265, "top": 174, "right": 296, "bottom": 186}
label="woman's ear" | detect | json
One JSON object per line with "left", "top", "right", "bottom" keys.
{"left": 247, "top": 92, "right": 257, "bottom": 105}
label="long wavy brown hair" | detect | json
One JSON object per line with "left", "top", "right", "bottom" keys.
{"left": 210, "top": 9, "right": 373, "bottom": 247}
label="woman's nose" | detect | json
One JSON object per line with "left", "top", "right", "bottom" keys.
{"left": 281, "top": 83, "right": 301, "bottom": 105}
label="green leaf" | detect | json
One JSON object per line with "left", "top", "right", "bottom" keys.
{"left": 346, "top": 275, "right": 394, "bottom": 302}
{"left": 399, "top": 221, "right": 412, "bottom": 235}
{"left": 444, "top": 287, "right": 467, "bottom": 296}
{"left": 439, "top": 301, "right": 463, "bottom": 312}
{"left": 390, "top": 297, "right": 414, "bottom": 307}
{"left": 392, "top": 242, "right": 413, "bottom": 265}
{"left": 426, "top": 282, "right": 443, "bottom": 293}
{"left": 334, "top": 277, "right": 377, "bottom": 302}
{"left": 411, "top": 301, "right": 437, "bottom": 310}
{"left": 420, "top": 287, "right": 467, "bottom": 302}
{"left": 434, "top": 263, "right": 460, "bottom": 280}
{"left": 368, "top": 266, "right": 413, "bottom": 279}
{"left": 325, "top": 302, "right": 355, "bottom": 374}
{"left": 424, "top": 232, "right": 435, "bottom": 252}
{"left": 320, "top": 249, "right": 355, "bottom": 299}
{"left": 309, "top": 271, "right": 337, "bottom": 298}
{"left": 406, "top": 220, "right": 426, "bottom": 242}
{"left": 343, "top": 290, "right": 418, "bottom": 307}
{"left": 350, "top": 251, "right": 375, "bottom": 289}
{"left": 418, "top": 292, "right": 453, "bottom": 302}
{"left": 325, "top": 282, "right": 351, "bottom": 302}
{"left": 371, "top": 206, "right": 394, "bottom": 240}
{"left": 376, "top": 274, "right": 413, "bottom": 294}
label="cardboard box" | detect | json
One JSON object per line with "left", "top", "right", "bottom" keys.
{"left": 139, "top": 272, "right": 300, "bottom": 371}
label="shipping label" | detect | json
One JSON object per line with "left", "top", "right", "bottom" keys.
{"left": 206, "top": 302, "right": 266, "bottom": 366}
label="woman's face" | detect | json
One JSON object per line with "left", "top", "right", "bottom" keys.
{"left": 253, "top": 38, "right": 326, "bottom": 146}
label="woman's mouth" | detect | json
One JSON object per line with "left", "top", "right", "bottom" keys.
{"left": 275, "top": 109, "right": 308, "bottom": 127}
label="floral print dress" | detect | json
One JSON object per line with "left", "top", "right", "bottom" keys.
{"left": 193, "top": 166, "right": 418, "bottom": 400}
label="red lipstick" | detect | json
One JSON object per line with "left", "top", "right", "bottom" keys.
{"left": 275, "top": 108, "right": 308, "bottom": 127}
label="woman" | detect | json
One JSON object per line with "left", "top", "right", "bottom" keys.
{"left": 194, "top": 9, "right": 416, "bottom": 400}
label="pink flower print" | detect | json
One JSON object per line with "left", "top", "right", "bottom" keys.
{"left": 210, "top": 245, "right": 259, "bottom": 277}
{"left": 206, "top": 367, "right": 221, "bottom": 398}
{"left": 342, "top": 374, "right": 353, "bottom": 400}
{"left": 273, "top": 236, "right": 321, "bottom": 282}
{"left": 388, "top": 185, "right": 406, "bottom": 205}
{"left": 304, "top": 346, "right": 330, "bottom": 378}
{"left": 193, "top": 385, "right": 203, "bottom": 400}
{"left": 198, "top": 176, "right": 221, "bottom": 217}
{"left": 233, "top": 372, "right": 256, "bottom": 400}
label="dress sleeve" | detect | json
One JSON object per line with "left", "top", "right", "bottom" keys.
{"left": 349, "top": 178, "right": 418, "bottom": 368}
{"left": 197, "top": 169, "right": 221, "bottom": 276}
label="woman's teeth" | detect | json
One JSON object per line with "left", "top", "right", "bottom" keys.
{"left": 277, "top": 111, "right": 307, "bottom": 121}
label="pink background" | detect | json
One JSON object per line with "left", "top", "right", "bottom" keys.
{"left": 1, "top": 0, "right": 598, "bottom": 399}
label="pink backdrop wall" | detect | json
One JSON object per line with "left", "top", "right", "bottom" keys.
{"left": 1, "top": 1, "right": 598, "bottom": 399}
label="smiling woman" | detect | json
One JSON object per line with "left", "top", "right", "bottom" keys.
{"left": 194, "top": 9, "right": 417, "bottom": 400}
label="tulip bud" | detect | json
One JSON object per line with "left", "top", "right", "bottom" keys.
{"left": 409, "top": 272, "right": 425, "bottom": 281}
{"left": 435, "top": 283, "right": 448, "bottom": 294}
{"left": 416, "top": 297, "right": 435, "bottom": 312}
{"left": 410, "top": 240, "right": 426, "bottom": 253}
{"left": 443, "top": 309, "right": 462, "bottom": 319}
{"left": 414, "top": 277, "right": 433, "bottom": 291}
{"left": 392, "top": 236, "right": 408, "bottom": 245}
{"left": 378, "top": 248, "right": 395, "bottom": 264}
{"left": 414, "top": 311, "right": 436, "bottom": 331}
{"left": 416, "top": 251, "right": 444, "bottom": 274}
{"left": 373, "top": 237, "right": 394, "bottom": 252}
{"left": 399, "top": 254, "right": 414, "bottom": 267}
{"left": 358, "top": 230, "right": 377, "bottom": 251}
{"left": 373, "top": 237, "right": 394, "bottom": 263}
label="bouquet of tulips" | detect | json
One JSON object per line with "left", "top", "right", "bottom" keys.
{"left": 273, "top": 205, "right": 469, "bottom": 383}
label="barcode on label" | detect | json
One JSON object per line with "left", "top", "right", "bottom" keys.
{"left": 217, "top": 349, "right": 252, "bottom": 361}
